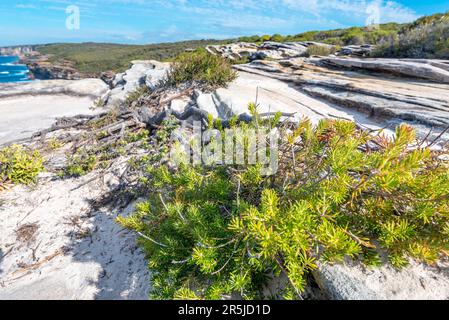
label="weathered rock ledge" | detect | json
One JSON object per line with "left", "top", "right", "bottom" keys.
{"left": 206, "top": 41, "right": 375, "bottom": 62}
{"left": 314, "top": 259, "right": 449, "bottom": 300}
{"left": 232, "top": 58, "right": 449, "bottom": 136}
{"left": 0, "top": 78, "right": 108, "bottom": 99}
{"left": 0, "top": 79, "right": 108, "bottom": 146}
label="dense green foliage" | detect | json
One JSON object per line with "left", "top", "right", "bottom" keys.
{"left": 305, "top": 45, "right": 339, "bottom": 57}
{"left": 37, "top": 40, "right": 230, "bottom": 75}
{"left": 373, "top": 12, "right": 449, "bottom": 59}
{"left": 167, "top": 49, "right": 237, "bottom": 90}
{"left": 118, "top": 114, "right": 449, "bottom": 300}
{"left": 237, "top": 23, "right": 403, "bottom": 46}
{"left": 0, "top": 144, "right": 44, "bottom": 185}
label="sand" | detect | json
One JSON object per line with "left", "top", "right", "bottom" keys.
{"left": 0, "top": 161, "right": 150, "bottom": 300}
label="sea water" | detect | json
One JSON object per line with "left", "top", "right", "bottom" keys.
{"left": 0, "top": 56, "right": 30, "bottom": 83}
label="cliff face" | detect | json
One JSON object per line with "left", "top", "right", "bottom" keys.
{"left": 26, "top": 59, "right": 88, "bottom": 81}
{"left": 0, "top": 46, "right": 84, "bottom": 81}
{"left": 19, "top": 53, "right": 115, "bottom": 83}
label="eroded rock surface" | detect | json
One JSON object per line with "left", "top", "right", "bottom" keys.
{"left": 0, "top": 79, "right": 109, "bottom": 146}
{"left": 313, "top": 260, "right": 449, "bottom": 300}
{"left": 206, "top": 41, "right": 335, "bottom": 62}
{"left": 233, "top": 58, "right": 449, "bottom": 136}
{"left": 102, "top": 60, "right": 170, "bottom": 107}
{"left": 316, "top": 57, "right": 449, "bottom": 84}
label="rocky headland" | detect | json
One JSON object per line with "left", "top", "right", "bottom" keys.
{"left": 1, "top": 41, "right": 449, "bottom": 300}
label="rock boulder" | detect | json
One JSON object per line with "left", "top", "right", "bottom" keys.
{"left": 313, "top": 260, "right": 449, "bottom": 300}
{"left": 102, "top": 60, "right": 170, "bottom": 107}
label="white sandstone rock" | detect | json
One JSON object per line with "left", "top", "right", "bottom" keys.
{"left": 103, "top": 60, "right": 170, "bottom": 107}
{"left": 313, "top": 260, "right": 449, "bottom": 300}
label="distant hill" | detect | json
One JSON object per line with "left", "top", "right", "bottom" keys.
{"left": 35, "top": 40, "right": 231, "bottom": 75}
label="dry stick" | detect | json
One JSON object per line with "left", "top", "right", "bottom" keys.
{"left": 12, "top": 248, "right": 65, "bottom": 276}
{"left": 211, "top": 240, "right": 241, "bottom": 276}
{"left": 275, "top": 256, "right": 304, "bottom": 301}
{"left": 1, "top": 246, "right": 14, "bottom": 259}
{"left": 136, "top": 231, "right": 169, "bottom": 248}
{"left": 31, "top": 240, "right": 42, "bottom": 262}
{"left": 429, "top": 125, "right": 449, "bottom": 147}
{"left": 418, "top": 127, "right": 434, "bottom": 148}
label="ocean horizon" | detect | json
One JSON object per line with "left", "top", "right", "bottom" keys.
{"left": 0, "top": 56, "right": 30, "bottom": 83}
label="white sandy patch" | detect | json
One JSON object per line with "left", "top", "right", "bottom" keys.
{"left": 0, "top": 95, "right": 102, "bottom": 146}
{"left": 0, "top": 162, "right": 151, "bottom": 300}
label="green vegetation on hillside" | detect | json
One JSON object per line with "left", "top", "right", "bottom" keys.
{"left": 374, "top": 12, "right": 449, "bottom": 59}
{"left": 240, "top": 12, "right": 449, "bottom": 59}
{"left": 35, "top": 11, "right": 449, "bottom": 76}
{"left": 37, "top": 40, "right": 230, "bottom": 75}
{"left": 237, "top": 22, "right": 404, "bottom": 46}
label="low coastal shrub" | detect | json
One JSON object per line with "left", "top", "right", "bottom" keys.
{"left": 0, "top": 144, "right": 44, "bottom": 185}
{"left": 118, "top": 114, "right": 449, "bottom": 300}
{"left": 167, "top": 49, "right": 237, "bottom": 90}
{"left": 305, "top": 45, "right": 338, "bottom": 57}
{"left": 373, "top": 12, "right": 449, "bottom": 59}
{"left": 64, "top": 152, "right": 97, "bottom": 177}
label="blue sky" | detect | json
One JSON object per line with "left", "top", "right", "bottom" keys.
{"left": 0, "top": 0, "right": 448, "bottom": 46}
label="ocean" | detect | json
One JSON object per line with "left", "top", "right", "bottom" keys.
{"left": 0, "top": 56, "right": 30, "bottom": 83}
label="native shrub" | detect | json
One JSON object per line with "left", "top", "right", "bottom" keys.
{"left": 0, "top": 144, "right": 44, "bottom": 185}
{"left": 305, "top": 45, "right": 338, "bottom": 57}
{"left": 167, "top": 49, "right": 237, "bottom": 90}
{"left": 64, "top": 152, "right": 97, "bottom": 177}
{"left": 373, "top": 12, "right": 449, "bottom": 59}
{"left": 119, "top": 113, "right": 449, "bottom": 300}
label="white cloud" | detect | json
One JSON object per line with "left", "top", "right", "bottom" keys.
{"left": 4, "top": 0, "right": 420, "bottom": 45}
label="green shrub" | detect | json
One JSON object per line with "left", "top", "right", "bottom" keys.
{"left": 125, "top": 86, "right": 151, "bottom": 107}
{"left": 64, "top": 152, "right": 97, "bottom": 177}
{"left": 237, "top": 35, "right": 263, "bottom": 43}
{"left": 270, "top": 34, "right": 285, "bottom": 43}
{"left": 291, "top": 23, "right": 403, "bottom": 46}
{"left": 118, "top": 116, "right": 449, "bottom": 300}
{"left": 305, "top": 45, "right": 337, "bottom": 57}
{"left": 167, "top": 49, "right": 237, "bottom": 90}
{"left": 260, "top": 35, "right": 271, "bottom": 42}
{"left": 373, "top": 12, "right": 449, "bottom": 59}
{"left": 0, "top": 144, "right": 44, "bottom": 185}
{"left": 125, "top": 129, "right": 150, "bottom": 144}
